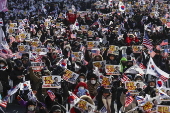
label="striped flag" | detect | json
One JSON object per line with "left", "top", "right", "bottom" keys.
{"left": 160, "top": 39, "right": 168, "bottom": 46}
{"left": 142, "top": 31, "right": 153, "bottom": 50}
{"left": 80, "top": 44, "right": 85, "bottom": 53}
{"left": 139, "top": 63, "right": 146, "bottom": 69}
{"left": 0, "top": 100, "right": 7, "bottom": 108}
{"left": 47, "top": 90, "right": 56, "bottom": 101}
{"left": 156, "top": 45, "right": 161, "bottom": 50}
{"left": 100, "top": 106, "right": 107, "bottom": 113}
{"left": 125, "top": 92, "right": 133, "bottom": 107}
{"left": 121, "top": 74, "right": 130, "bottom": 83}
{"left": 8, "top": 83, "right": 21, "bottom": 96}
{"left": 163, "top": 49, "right": 169, "bottom": 58}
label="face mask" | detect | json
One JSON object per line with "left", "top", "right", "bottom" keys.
{"left": 79, "top": 78, "right": 85, "bottom": 82}
{"left": 91, "top": 80, "right": 96, "bottom": 84}
{"left": 150, "top": 86, "right": 154, "bottom": 88}
{"left": 137, "top": 80, "right": 142, "bottom": 82}
{"left": 28, "top": 106, "right": 35, "bottom": 111}
{"left": 0, "top": 64, "right": 5, "bottom": 67}
{"left": 66, "top": 48, "right": 69, "bottom": 51}
{"left": 78, "top": 87, "right": 84, "bottom": 91}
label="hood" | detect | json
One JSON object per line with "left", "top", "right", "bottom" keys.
{"left": 0, "top": 58, "right": 7, "bottom": 66}
{"left": 120, "top": 57, "right": 127, "bottom": 63}
{"left": 80, "top": 95, "right": 94, "bottom": 105}
{"left": 75, "top": 82, "right": 88, "bottom": 90}
{"left": 49, "top": 105, "right": 61, "bottom": 113}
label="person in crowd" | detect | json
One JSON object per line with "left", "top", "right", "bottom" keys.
{"left": 87, "top": 74, "right": 100, "bottom": 99}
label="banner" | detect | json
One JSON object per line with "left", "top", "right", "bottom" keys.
{"left": 31, "top": 62, "right": 45, "bottom": 72}
{"left": 87, "top": 41, "right": 99, "bottom": 50}
{"left": 157, "top": 105, "right": 170, "bottom": 113}
{"left": 74, "top": 99, "right": 95, "bottom": 113}
{"left": 105, "top": 65, "right": 121, "bottom": 75}
{"left": 132, "top": 46, "right": 143, "bottom": 53}
{"left": 42, "top": 76, "right": 61, "bottom": 88}
{"left": 63, "top": 69, "right": 79, "bottom": 84}
{"left": 99, "top": 75, "right": 112, "bottom": 89}
{"left": 93, "top": 61, "right": 105, "bottom": 72}
{"left": 17, "top": 45, "right": 30, "bottom": 52}
{"left": 107, "top": 45, "right": 119, "bottom": 55}
{"left": 125, "top": 81, "right": 145, "bottom": 94}
{"left": 159, "top": 88, "right": 170, "bottom": 101}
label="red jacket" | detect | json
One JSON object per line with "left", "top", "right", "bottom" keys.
{"left": 125, "top": 36, "right": 139, "bottom": 46}
{"left": 67, "top": 13, "right": 77, "bottom": 24}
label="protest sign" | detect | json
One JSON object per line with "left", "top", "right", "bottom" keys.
{"left": 42, "top": 76, "right": 61, "bottom": 88}
{"left": 105, "top": 65, "right": 121, "bottom": 75}
{"left": 125, "top": 81, "right": 145, "bottom": 94}
{"left": 63, "top": 69, "right": 79, "bottom": 84}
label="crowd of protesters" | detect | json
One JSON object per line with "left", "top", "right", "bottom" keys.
{"left": 0, "top": 0, "right": 170, "bottom": 113}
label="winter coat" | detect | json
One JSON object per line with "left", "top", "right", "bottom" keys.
{"left": 87, "top": 81, "right": 100, "bottom": 99}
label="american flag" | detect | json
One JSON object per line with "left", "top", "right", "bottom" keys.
{"left": 156, "top": 45, "right": 161, "bottom": 50}
{"left": 80, "top": 44, "right": 85, "bottom": 53}
{"left": 47, "top": 90, "right": 56, "bottom": 101}
{"left": 91, "top": 49, "right": 100, "bottom": 56}
{"left": 82, "top": 59, "right": 88, "bottom": 65}
{"left": 71, "top": 54, "right": 76, "bottom": 61}
{"left": 142, "top": 31, "right": 153, "bottom": 50}
{"left": 35, "top": 55, "right": 42, "bottom": 62}
{"left": 159, "top": 75, "right": 169, "bottom": 82}
{"left": 100, "top": 106, "right": 107, "bottom": 113}
{"left": 160, "top": 39, "right": 168, "bottom": 46}
{"left": 125, "top": 92, "right": 133, "bottom": 107}
{"left": 121, "top": 74, "right": 130, "bottom": 83}
{"left": 163, "top": 49, "right": 169, "bottom": 58}
{"left": 139, "top": 63, "right": 146, "bottom": 69}
{"left": 0, "top": 101, "right": 7, "bottom": 108}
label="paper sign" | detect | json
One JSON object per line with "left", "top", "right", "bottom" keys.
{"left": 42, "top": 76, "right": 61, "bottom": 88}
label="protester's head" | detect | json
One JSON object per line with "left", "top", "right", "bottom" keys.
{"left": 152, "top": 99, "right": 158, "bottom": 106}
{"left": 49, "top": 105, "right": 61, "bottom": 113}
{"left": 89, "top": 74, "right": 98, "bottom": 85}
{"left": 22, "top": 57, "right": 29, "bottom": 64}
{"left": 15, "top": 60, "right": 23, "bottom": 70}
{"left": 80, "top": 95, "right": 94, "bottom": 105}
{"left": 77, "top": 82, "right": 88, "bottom": 90}
{"left": 78, "top": 73, "right": 86, "bottom": 82}
{"left": 134, "top": 74, "right": 143, "bottom": 82}
{"left": 108, "top": 54, "right": 115, "bottom": 60}
{"left": 93, "top": 55, "right": 103, "bottom": 61}
{"left": 126, "top": 61, "right": 133, "bottom": 68}
{"left": 136, "top": 83, "right": 140, "bottom": 89}
{"left": 166, "top": 90, "right": 170, "bottom": 96}
{"left": 54, "top": 77, "right": 58, "bottom": 82}
{"left": 149, "top": 81, "right": 156, "bottom": 88}
{"left": 27, "top": 101, "right": 36, "bottom": 112}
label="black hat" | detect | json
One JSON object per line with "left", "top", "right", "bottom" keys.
{"left": 49, "top": 105, "right": 61, "bottom": 113}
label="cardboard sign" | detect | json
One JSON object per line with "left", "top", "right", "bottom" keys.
{"left": 107, "top": 45, "right": 119, "bottom": 55}
{"left": 63, "top": 69, "right": 79, "bottom": 84}
{"left": 132, "top": 46, "right": 143, "bottom": 53}
{"left": 105, "top": 65, "right": 121, "bottom": 75}
{"left": 42, "top": 76, "right": 61, "bottom": 88}
{"left": 157, "top": 105, "right": 170, "bottom": 113}
{"left": 125, "top": 81, "right": 145, "bottom": 94}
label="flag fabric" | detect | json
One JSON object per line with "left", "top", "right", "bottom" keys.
{"left": 57, "top": 58, "right": 67, "bottom": 68}
{"left": 0, "top": 100, "right": 7, "bottom": 108}
{"left": 125, "top": 92, "right": 133, "bottom": 107}
{"left": 160, "top": 39, "right": 168, "bottom": 46}
{"left": 108, "top": 0, "right": 113, "bottom": 7}
{"left": 8, "top": 83, "right": 21, "bottom": 96}
{"left": 125, "top": 65, "right": 145, "bottom": 75}
{"left": 100, "top": 106, "right": 107, "bottom": 113}
{"left": 80, "top": 44, "right": 85, "bottom": 53}
{"left": 91, "top": 49, "right": 100, "bottom": 56}
{"left": 149, "top": 50, "right": 156, "bottom": 58}
{"left": 136, "top": 96, "right": 145, "bottom": 106}
{"left": 71, "top": 54, "right": 76, "bottom": 61}
{"left": 34, "top": 55, "right": 43, "bottom": 62}
{"left": 0, "top": 27, "right": 5, "bottom": 44}
{"left": 121, "top": 74, "right": 130, "bottom": 83}
{"left": 27, "top": 91, "right": 37, "bottom": 102}
{"left": 0, "top": 0, "right": 8, "bottom": 12}
{"left": 163, "top": 49, "right": 169, "bottom": 58}
{"left": 142, "top": 32, "right": 153, "bottom": 50}
{"left": 47, "top": 90, "right": 56, "bottom": 101}
{"left": 82, "top": 59, "right": 88, "bottom": 65}
{"left": 68, "top": 91, "right": 80, "bottom": 105}
{"left": 156, "top": 45, "right": 161, "bottom": 50}
{"left": 156, "top": 79, "right": 165, "bottom": 89}
{"left": 146, "top": 57, "right": 169, "bottom": 82}
{"left": 139, "top": 63, "right": 146, "bottom": 69}
{"left": 91, "top": 19, "right": 101, "bottom": 27}
{"left": 119, "top": 1, "right": 125, "bottom": 12}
